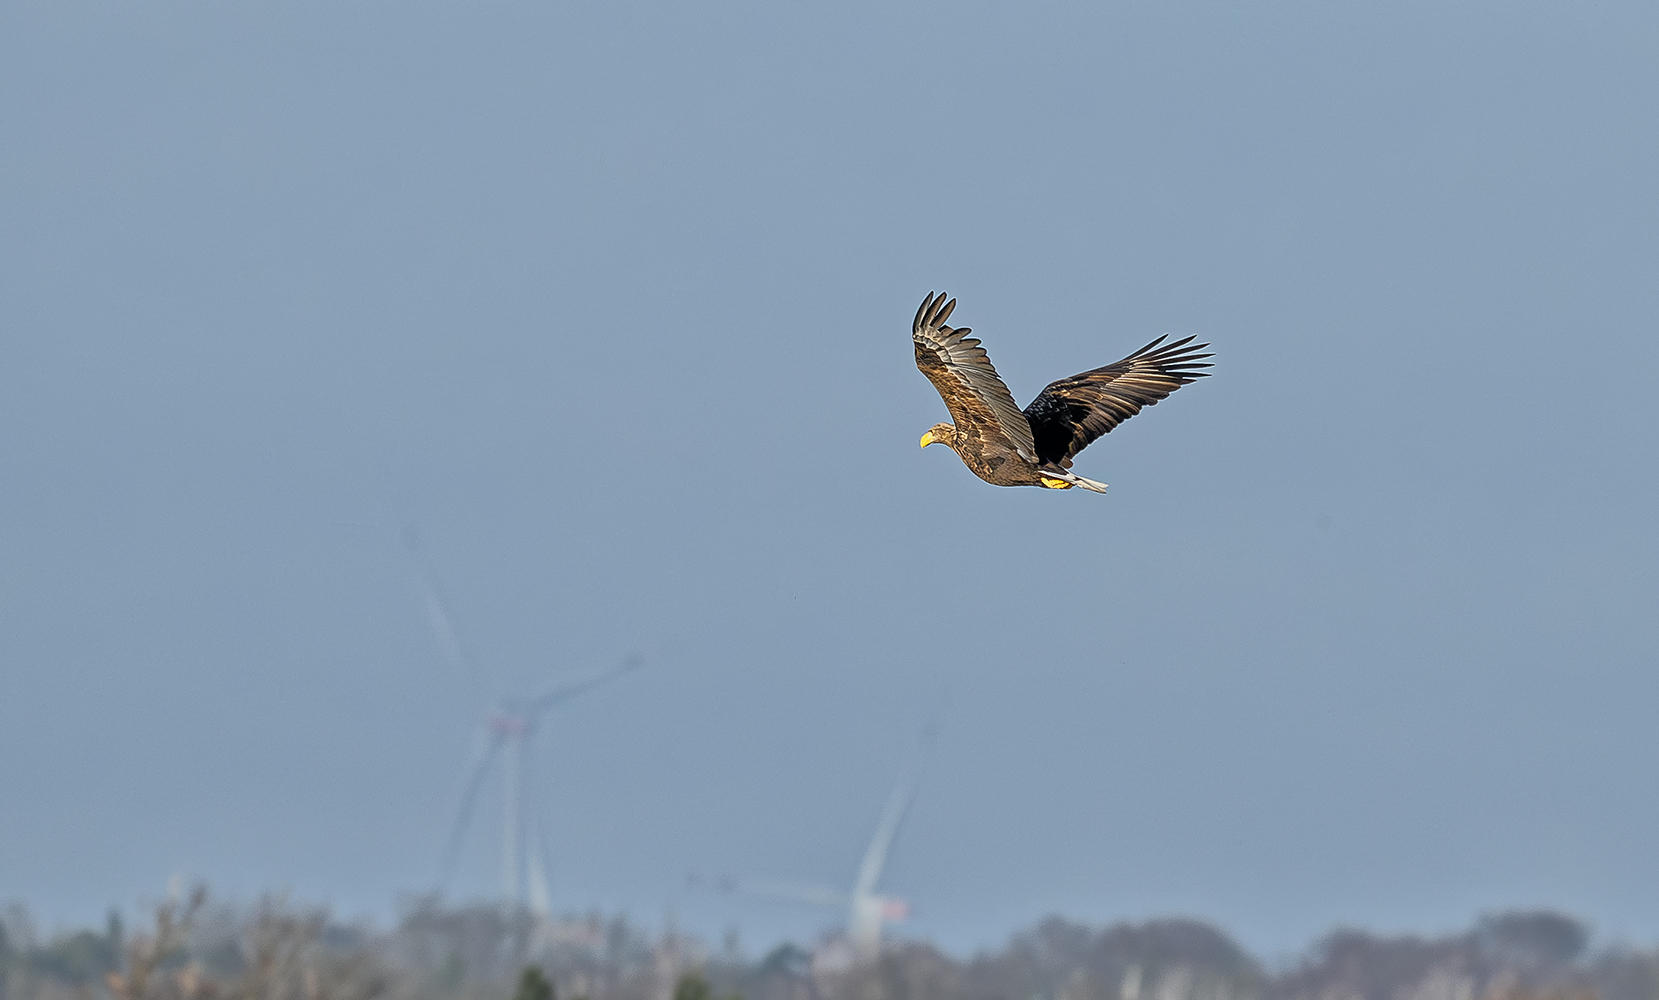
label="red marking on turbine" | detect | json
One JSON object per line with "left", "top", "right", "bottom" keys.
{"left": 487, "top": 713, "right": 529, "bottom": 736}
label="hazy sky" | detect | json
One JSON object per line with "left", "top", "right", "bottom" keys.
{"left": 3, "top": 1, "right": 1657, "bottom": 960}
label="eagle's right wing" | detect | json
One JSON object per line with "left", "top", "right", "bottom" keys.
{"left": 912, "top": 292, "right": 1036, "bottom": 462}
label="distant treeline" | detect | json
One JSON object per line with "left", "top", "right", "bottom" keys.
{"left": 4, "top": 889, "right": 1658, "bottom": 1000}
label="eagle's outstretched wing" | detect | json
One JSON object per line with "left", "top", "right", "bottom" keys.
{"left": 912, "top": 292, "right": 1036, "bottom": 462}
{"left": 1023, "top": 335, "right": 1213, "bottom": 468}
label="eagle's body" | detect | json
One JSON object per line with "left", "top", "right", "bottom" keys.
{"left": 913, "top": 292, "right": 1211, "bottom": 492}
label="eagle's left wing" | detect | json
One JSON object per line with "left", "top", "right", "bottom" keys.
{"left": 1023, "top": 335, "right": 1212, "bottom": 468}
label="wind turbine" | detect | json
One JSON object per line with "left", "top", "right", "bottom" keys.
{"left": 723, "top": 701, "right": 945, "bottom": 963}
{"left": 402, "top": 526, "right": 641, "bottom": 920}
{"left": 745, "top": 782, "right": 917, "bottom": 960}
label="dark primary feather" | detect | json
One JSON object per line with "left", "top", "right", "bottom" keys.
{"left": 1023, "top": 335, "right": 1213, "bottom": 468}
{"left": 912, "top": 292, "right": 1037, "bottom": 462}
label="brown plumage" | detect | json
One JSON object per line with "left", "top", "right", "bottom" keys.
{"left": 913, "top": 292, "right": 1212, "bottom": 492}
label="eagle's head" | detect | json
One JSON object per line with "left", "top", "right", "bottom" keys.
{"left": 919, "top": 423, "right": 958, "bottom": 450}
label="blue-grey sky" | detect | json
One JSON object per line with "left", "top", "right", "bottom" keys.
{"left": 3, "top": 0, "right": 1657, "bottom": 959}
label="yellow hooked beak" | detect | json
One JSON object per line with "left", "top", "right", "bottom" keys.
{"left": 919, "top": 431, "right": 936, "bottom": 448}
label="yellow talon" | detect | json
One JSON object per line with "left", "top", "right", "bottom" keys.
{"left": 1040, "top": 477, "right": 1073, "bottom": 489}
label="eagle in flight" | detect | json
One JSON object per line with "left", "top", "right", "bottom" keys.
{"left": 913, "top": 292, "right": 1212, "bottom": 492}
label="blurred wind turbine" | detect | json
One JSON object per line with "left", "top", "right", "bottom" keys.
{"left": 402, "top": 526, "right": 641, "bottom": 921}
{"left": 722, "top": 697, "right": 946, "bottom": 962}
{"left": 734, "top": 783, "right": 915, "bottom": 961}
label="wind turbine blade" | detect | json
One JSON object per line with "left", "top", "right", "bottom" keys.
{"left": 848, "top": 683, "right": 951, "bottom": 902}
{"left": 438, "top": 729, "right": 503, "bottom": 890}
{"left": 401, "top": 525, "right": 492, "bottom": 699}
{"left": 527, "top": 653, "right": 643, "bottom": 714}
{"left": 852, "top": 781, "right": 913, "bottom": 902}
{"left": 731, "top": 879, "right": 851, "bottom": 909}
{"left": 890, "top": 679, "right": 952, "bottom": 797}
{"left": 919, "top": 678, "right": 953, "bottom": 748}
